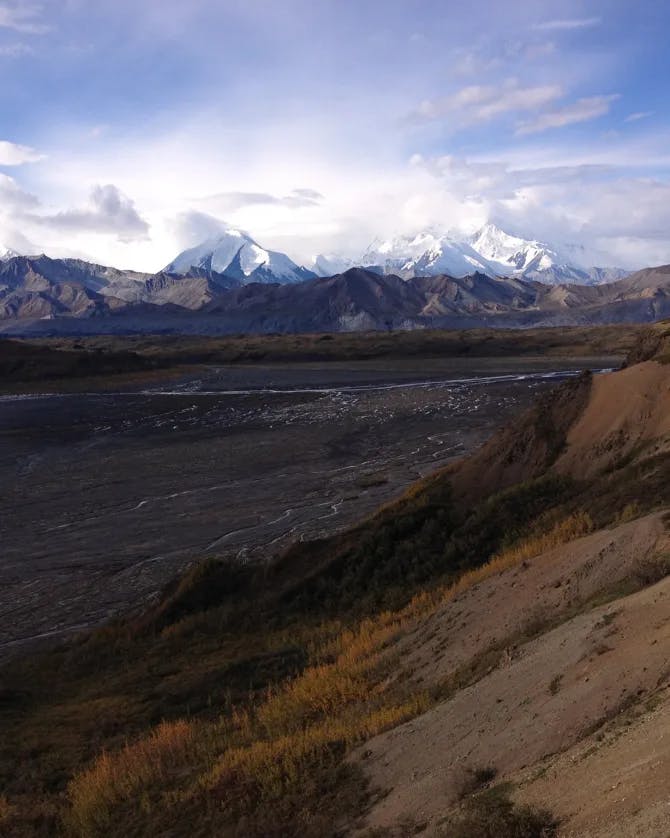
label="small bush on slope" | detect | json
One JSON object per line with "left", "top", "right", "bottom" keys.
{"left": 443, "top": 786, "right": 558, "bottom": 838}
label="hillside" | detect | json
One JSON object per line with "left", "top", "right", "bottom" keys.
{"left": 2, "top": 322, "right": 670, "bottom": 835}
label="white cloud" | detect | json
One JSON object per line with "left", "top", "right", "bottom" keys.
{"left": 0, "top": 139, "right": 44, "bottom": 165}
{"left": 0, "top": 2, "right": 49, "bottom": 34}
{"left": 199, "top": 188, "right": 324, "bottom": 213}
{"left": 516, "top": 94, "right": 620, "bottom": 135}
{"left": 532, "top": 17, "right": 601, "bottom": 31}
{"left": 28, "top": 184, "right": 150, "bottom": 242}
{"left": 625, "top": 111, "right": 654, "bottom": 123}
{"left": 169, "top": 211, "right": 229, "bottom": 250}
{"left": 411, "top": 79, "right": 563, "bottom": 126}
{"left": 410, "top": 149, "right": 670, "bottom": 269}
{"left": 0, "top": 172, "right": 39, "bottom": 209}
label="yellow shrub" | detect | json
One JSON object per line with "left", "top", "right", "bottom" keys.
{"left": 617, "top": 501, "right": 641, "bottom": 524}
{"left": 446, "top": 511, "right": 593, "bottom": 601}
{"left": 256, "top": 616, "right": 406, "bottom": 736}
{"left": 63, "top": 513, "right": 593, "bottom": 833}
{"left": 207, "top": 695, "right": 429, "bottom": 804}
{"left": 66, "top": 719, "right": 195, "bottom": 836}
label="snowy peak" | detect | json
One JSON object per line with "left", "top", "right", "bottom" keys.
{"left": 469, "top": 224, "right": 556, "bottom": 275}
{"left": 314, "top": 223, "right": 629, "bottom": 286}
{"left": 0, "top": 244, "right": 20, "bottom": 262}
{"left": 165, "top": 226, "right": 316, "bottom": 285}
{"left": 314, "top": 231, "right": 500, "bottom": 280}
{"left": 313, "top": 253, "right": 357, "bottom": 277}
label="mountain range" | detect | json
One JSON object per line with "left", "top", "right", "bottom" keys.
{"left": 1, "top": 222, "right": 628, "bottom": 292}
{"left": 2, "top": 250, "right": 670, "bottom": 336}
{"left": 311, "top": 224, "right": 628, "bottom": 286}
{"left": 155, "top": 222, "right": 627, "bottom": 286}
{"left": 5, "top": 222, "right": 669, "bottom": 336}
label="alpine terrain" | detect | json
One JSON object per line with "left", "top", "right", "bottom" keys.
{"left": 312, "top": 223, "right": 629, "bottom": 285}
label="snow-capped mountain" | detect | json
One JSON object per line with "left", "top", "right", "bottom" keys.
{"left": 313, "top": 224, "right": 628, "bottom": 286}
{"left": 359, "top": 231, "right": 500, "bottom": 278}
{"left": 165, "top": 226, "right": 316, "bottom": 285}
{"left": 312, "top": 232, "right": 499, "bottom": 279}
{"left": 313, "top": 253, "right": 357, "bottom": 277}
{"left": 469, "top": 224, "right": 628, "bottom": 285}
{"left": 0, "top": 244, "right": 20, "bottom": 261}
{"left": 469, "top": 224, "right": 557, "bottom": 275}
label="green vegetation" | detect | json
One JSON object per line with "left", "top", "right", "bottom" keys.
{"left": 548, "top": 675, "right": 563, "bottom": 696}
{"left": 0, "top": 337, "right": 163, "bottom": 386}
{"left": 457, "top": 766, "right": 499, "bottom": 798}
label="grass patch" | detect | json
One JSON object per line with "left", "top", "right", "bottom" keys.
{"left": 0, "top": 794, "right": 14, "bottom": 823}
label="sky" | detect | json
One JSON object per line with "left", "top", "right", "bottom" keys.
{"left": 1, "top": 0, "right": 670, "bottom": 271}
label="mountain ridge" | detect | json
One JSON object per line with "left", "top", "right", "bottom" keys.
{"left": 1, "top": 222, "right": 630, "bottom": 293}
{"left": 312, "top": 223, "right": 629, "bottom": 286}
{"left": 2, "top": 259, "right": 670, "bottom": 336}
{"left": 165, "top": 225, "right": 316, "bottom": 285}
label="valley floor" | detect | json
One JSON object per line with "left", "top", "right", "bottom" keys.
{"left": 0, "top": 355, "right": 612, "bottom": 657}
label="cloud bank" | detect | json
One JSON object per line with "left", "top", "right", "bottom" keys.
{"left": 0, "top": 0, "right": 668, "bottom": 272}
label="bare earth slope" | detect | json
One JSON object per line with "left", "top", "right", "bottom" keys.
{"left": 556, "top": 360, "right": 670, "bottom": 478}
{"left": 351, "top": 351, "right": 670, "bottom": 836}
{"left": 354, "top": 513, "right": 670, "bottom": 835}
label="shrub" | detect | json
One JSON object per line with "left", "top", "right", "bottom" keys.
{"left": 66, "top": 720, "right": 196, "bottom": 836}
{"left": 443, "top": 787, "right": 558, "bottom": 838}
{"left": 457, "top": 765, "right": 498, "bottom": 798}
{"left": 548, "top": 675, "right": 563, "bottom": 695}
{"left": 488, "top": 512, "right": 593, "bottom": 569}
{"left": 617, "top": 501, "right": 641, "bottom": 524}
{"left": 633, "top": 552, "right": 670, "bottom": 587}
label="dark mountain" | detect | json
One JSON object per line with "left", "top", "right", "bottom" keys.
{"left": 3, "top": 258, "right": 670, "bottom": 336}
{"left": 0, "top": 255, "right": 242, "bottom": 321}
{"left": 201, "top": 268, "right": 427, "bottom": 332}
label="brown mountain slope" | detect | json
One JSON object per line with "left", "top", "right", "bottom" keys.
{"left": 353, "top": 513, "right": 670, "bottom": 835}
{"left": 348, "top": 331, "right": 670, "bottom": 835}
{"left": 555, "top": 360, "right": 670, "bottom": 478}
{"left": 5, "top": 261, "right": 670, "bottom": 335}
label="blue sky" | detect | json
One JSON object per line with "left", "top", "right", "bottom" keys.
{"left": 1, "top": 0, "right": 669, "bottom": 270}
